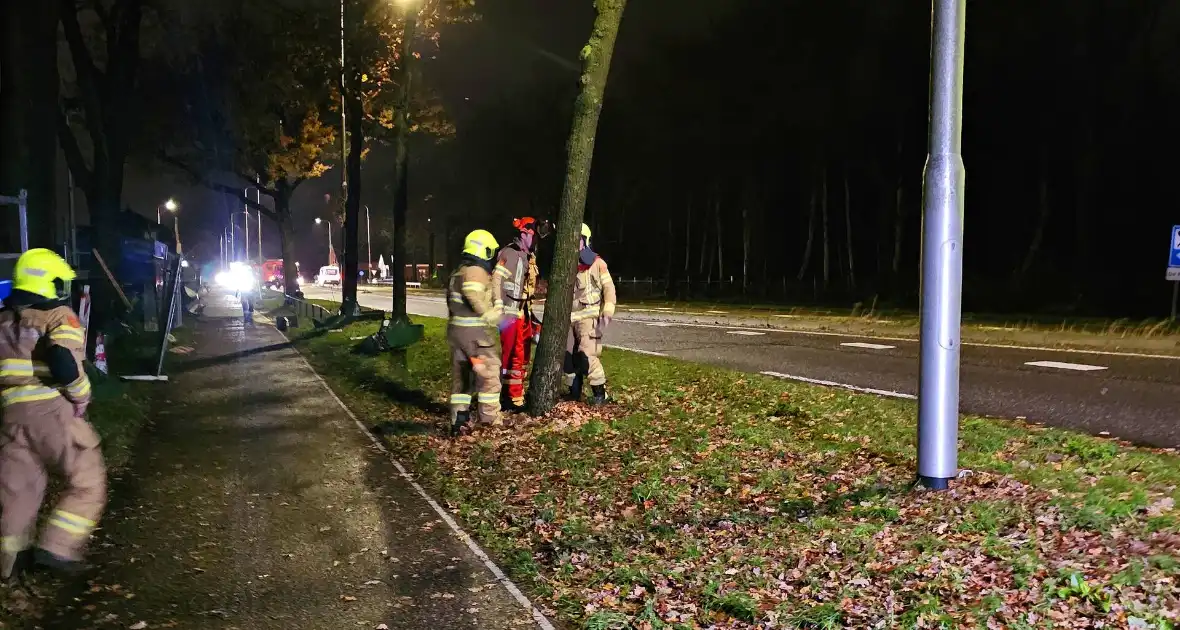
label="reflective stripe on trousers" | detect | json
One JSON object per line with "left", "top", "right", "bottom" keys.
{"left": 48, "top": 510, "right": 96, "bottom": 537}
{"left": 450, "top": 316, "right": 486, "bottom": 327}
{"left": 0, "top": 359, "right": 51, "bottom": 378}
{"left": 1, "top": 386, "right": 61, "bottom": 406}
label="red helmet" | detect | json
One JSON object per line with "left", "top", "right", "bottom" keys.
{"left": 513, "top": 217, "right": 537, "bottom": 234}
{"left": 513, "top": 217, "right": 553, "bottom": 240}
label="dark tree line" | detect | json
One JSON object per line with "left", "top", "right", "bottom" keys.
{"left": 412, "top": 0, "right": 1180, "bottom": 318}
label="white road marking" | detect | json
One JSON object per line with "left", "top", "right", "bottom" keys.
{"left": 274, "top": 327, "right": 556, "bottom": 630}
{"left": 1025, "top": 360, "right": 1108, "bottom": 372}
{"left": 760, "top": 371, "right": 916, "bottom": 400}
{"left": 706, "top": 310, "right": 728, "bottom": 314}
{"left": 645, "top": 322, "right": 676, "bottom": 327}
{"left": 841, "top": 342, "right": 896, "bottom": 350}
{"left": 328, "top": 292, "right": 1180, "bottom": 362}
{"left": 608, "top": 317, "right": 1180, "bottom": 361}
{"left": 606, "top": 345, "right": 668, "bottom": 357}
{"left": 727, "top": 330, "right": 766, "bottom": 336}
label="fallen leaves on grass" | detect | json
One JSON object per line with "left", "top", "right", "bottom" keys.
{"left": 303, "top": 320, "right": 1180, "bottom": 628}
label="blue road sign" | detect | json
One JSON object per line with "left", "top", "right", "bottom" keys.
{"left": 1171, "top": 225, "right": 1180, "bottom": 267}
{"left": 1169, "top": 225, "right": 1180, "bottom": 282}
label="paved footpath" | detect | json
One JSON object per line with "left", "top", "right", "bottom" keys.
{"left": 43, "top": 295, "right": 546, "bottom": 629}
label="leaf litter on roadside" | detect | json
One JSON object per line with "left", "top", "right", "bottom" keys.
{"left": 299, "top": 317, "right": 1180, "bottom": 628}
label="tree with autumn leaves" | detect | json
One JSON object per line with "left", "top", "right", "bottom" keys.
{"left": 337, "top": 0, "right": 465, "bottom": 316}
{"left": 154, "top": 0, "right": 463, "bottom": 307}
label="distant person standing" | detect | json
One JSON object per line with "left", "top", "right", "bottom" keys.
{"left": 240, "top": 290, "right": 255, "bottom": 324}
{"left": 0, "top": 249, "right": 106, "bottom": 581}
{"left": 446, "top": 230, "right": 504, "bottom": 436}
{"left": 564, "top": 224, "right": 616, "bottom": 405}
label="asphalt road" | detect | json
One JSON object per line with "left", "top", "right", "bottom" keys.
{"left": 49, "top": 292, "right": 547, "bottom": 629}
{"left": 304, "top": 286, "right": 1180, "bottom": 449}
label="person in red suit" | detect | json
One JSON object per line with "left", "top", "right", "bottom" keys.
{"left": 490, "top": 217, "right": 547, "bottom": 411}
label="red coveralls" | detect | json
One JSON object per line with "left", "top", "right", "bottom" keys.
{"left": 490, "top": 241, "right": 540, "bottom": 407}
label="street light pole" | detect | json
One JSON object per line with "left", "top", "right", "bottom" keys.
{"left": 257, "top": 182, "right": 263, "bottom": 262}
{"left": 243, "top": 188, "right": 250, "bottom": 262}
{"left": 916, "top": 0, "right": 967, "bottom": 490}
{"left": 365, "top": 204, "right": 371, "bottom": 279}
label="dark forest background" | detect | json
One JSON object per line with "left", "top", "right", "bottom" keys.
{"left": 3, "top": 0, "right": 1178, "bottom": 317}
{"left": 416, "top": 0, "right": 1180, "bottom": 318}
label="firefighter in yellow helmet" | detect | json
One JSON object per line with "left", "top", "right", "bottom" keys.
{"left": 0, "top": 249, "right": 106, "bottom": 581}
{"left": 447, "top": 230, "right": 504, "bottom": 436}
{"left": 564, "top": 224, "right": 616, "bottom": 405}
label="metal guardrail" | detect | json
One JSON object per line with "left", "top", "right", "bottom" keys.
{"left": 282, "top": 293, "right": 333, "bottom": 325}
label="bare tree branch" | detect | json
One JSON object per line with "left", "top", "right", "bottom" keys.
{"left": 57, "top": 111, "right": 95, "bottom": 195}
{"left": 59, "top": 0, "right": 108, "bottom": 156}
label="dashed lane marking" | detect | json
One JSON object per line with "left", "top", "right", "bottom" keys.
{"left": 727, "top": 330, "right": 766, "bottom": 336}
{"left": 1025, "top": 360, "right": 1108, "bottom": 372}
{"left": 605, "top": 345, "right": 667, "bottom": 357}
{"left": 841, "top": 342, "right": 896, "bottom": 350}
{"left": 760, "top": 371, "right": 916, "bottom": 400}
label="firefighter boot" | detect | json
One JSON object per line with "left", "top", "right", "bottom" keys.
{"left": 590, "top": 384, "right": 608, "bottom": 406}
{"left": 450, "top": 411, "right": 471, "bottom": 437}
{"left": 33, "top": 548, "right": 87, "bottom": 577}
{"left": 4, "top": 549, "right": 35, "bottom": 586}
{"left": 565, "top": 374, "right": 584, "bottom": 402}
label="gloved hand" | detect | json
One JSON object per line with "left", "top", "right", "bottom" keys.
{"left": 73, "top": 402, "right": 88, "bottom": 418}
{"left": 482, "top": 306, "right": 503, "bottom": 326}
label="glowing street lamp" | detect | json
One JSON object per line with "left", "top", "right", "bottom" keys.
{"left": 315, "top": 217, "right": 335, "bottom": 264}
{"left": 157, "top": 198, "right": 178, "bottom": 224}
{"left": 158, "top": 198, "right": 183, "bottom": 254}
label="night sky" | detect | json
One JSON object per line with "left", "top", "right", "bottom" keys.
{"left": 49, "top": 0, "right": 1180, "bottom": 317}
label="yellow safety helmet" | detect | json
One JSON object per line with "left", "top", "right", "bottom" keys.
{"left": 462, "top": 229, "right": 499, "bottom": 261}
{"left": 581, "top": 223, "right": 592, "bottom": 240}
{"left": 13, "top": 248, "right": 76, "bottom": 300}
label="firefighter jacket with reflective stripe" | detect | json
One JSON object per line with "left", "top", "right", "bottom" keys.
{"left": 0, "top": 302, "right": 91, "bottom": 407}
{"left": 490, "top": 243, "right": 539, "bottom": 318}
{"left": 571, "top": 257, "right": 616, "bottom": 322}
{"left": 447, "top": 264, "right": 495, "bottom": 327}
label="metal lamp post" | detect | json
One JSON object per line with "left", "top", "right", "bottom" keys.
{"left": 916, "top": 0, "right": 967, "bottom": 490}
{"left": 315, "top": 217, "right": 335, "bottom": 264}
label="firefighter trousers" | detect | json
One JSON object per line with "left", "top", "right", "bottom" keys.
{"left": 499, "top": 315, "right": 537, "bottom": 406}
{"left": 0, "top": 395, "right": 107, "bottom": 576}
{"left": 448, "top": 324, "right": 502, "bottom": 426}
{"left": 564, "top": 318, "right": 606, "bottom": 387}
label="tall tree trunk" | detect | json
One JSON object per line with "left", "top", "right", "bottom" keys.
{"left": 844, "top": 171, "right": 856, "bottom": 290}
{"left": 0, "top": 1, "right": 58, "bottom": 251}
{"left": 57, "top": 0, "right": 142, "bottom": 267}
{"left": 529, "top": 0, "right": 628, "bottom": 416}
{"left": 1015, "top": 169, "right": 1050, "bottom": 287}
{"left": 741, "top": 204, "right": 750, "bottom": 293}
{"left": 665, "top": 217, "right": 673, "bottom": 288}
{"left": 890, "top": 138, "right": 905, "bottom": 291}
{"left": 698, "top": 219, "right": 708, "bottom": 276}
{"left": 340, "top": 89, "right": 364, "bottom": 316}
{"left": 388, "top": 10, "right": 417, "bottom": 322}
{"left": 683, "top": 196, "right": 691, "bottom": 274}
{"left": 797, "top": 186, "right": 816, "bottom": 281}
{"left": 821, "top": 168, "right": 830, "bottom": 289}
{"left": 714, "top": 197, "right": 724, "bottom": 281}
{"left": 276, "top": 183, "right": 300, "bottom": 297}
{"left": 891, "top": 177, "right": 904, "bottom": 279}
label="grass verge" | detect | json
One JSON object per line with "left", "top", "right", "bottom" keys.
{"left": 281, "top": 310, "right": 1179, "bottom": 629}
